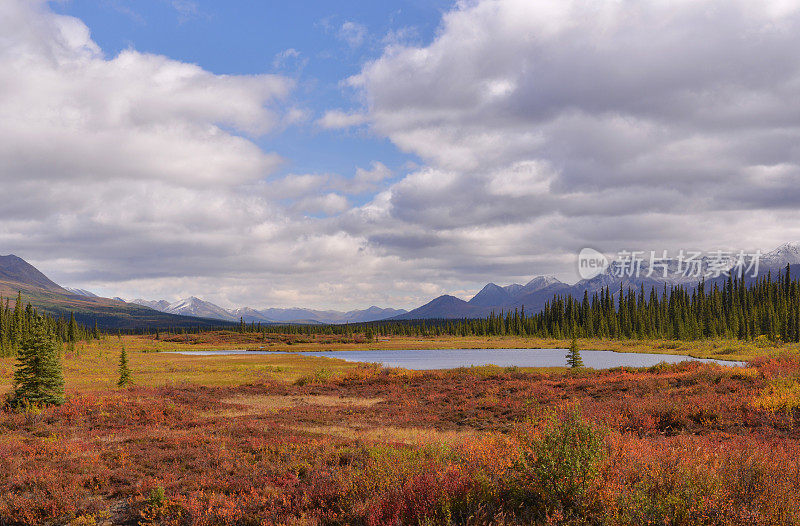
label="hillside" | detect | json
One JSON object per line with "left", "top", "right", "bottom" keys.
{"left": 0, "top": 255, "right": 66, "bottom": 292}
{"left": 0, "top": 255, "right": 232, "bottom": 330}
{"left": 393, "top": 295, "right": 491, "bottom": 320}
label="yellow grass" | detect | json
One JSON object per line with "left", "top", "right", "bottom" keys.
{"left": 293, "top": 424, "right": 478, "bottom": 445}
{"left": 0, "top": 332, "right": 786, "bottom": 396}
{"left": 0, "top": 336, "right": 359, "bottom": 392}
{"left": 219, "top": 394, "right": 383, "bottom": 416}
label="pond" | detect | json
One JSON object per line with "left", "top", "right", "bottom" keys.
{"left": 171, "top": 348, "right": 746, "bottom": 370}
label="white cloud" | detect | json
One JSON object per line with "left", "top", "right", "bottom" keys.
{"left": 170, "top": 0, "right": 199, "bottom": 18}
{"left": 267, "top": 162, "right": 392, "bottom": 200}
{"left": 0, "top": 1, "right": 424, "bottom": 310}
{"left": 0, "top": 2, "right": 292, "bottom": 189}
{"left": 351, "top": 162, "right": 392, "bottom": 191}
{"left": 343, "top": 0, "right": 800, "bottom": 286}
{"left": 8, "top": 0, "right": 800, "bottom": 312}
{"left": 293, "top": 193, "right": 350, "bottom": 216}
{"left": 338, "top": 21, "right": 368, "bottom": 48}
{"left": 317, "top": 109, "right": 369, "bottom": 129}
{"left": 272, "top": 48, "right": 308, "bottom": 72}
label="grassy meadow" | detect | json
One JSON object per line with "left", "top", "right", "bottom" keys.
{"left": 2, "top": 332, "right": 800, "bottom": 525}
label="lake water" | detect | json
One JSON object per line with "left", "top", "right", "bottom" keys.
{"left": 171, "top": 348, "right": 746, "bottom": 370}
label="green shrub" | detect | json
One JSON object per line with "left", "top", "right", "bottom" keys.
{"left": 294, "top": 367, "right": 334, "bottom": 386}
{"left": 614, "top": 461, "right": 720, "bottom": 525}
{"left": 147, "top": 486, "right": 165, "bottom": 509}
{"left": 508, "top": 408, "right": 606, "bottom": 521}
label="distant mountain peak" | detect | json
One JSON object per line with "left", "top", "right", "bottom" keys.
{"left": 773, "top": 241, "right": 800, "bottom": 250}
{"left": 131, "top": 296, "right": 406, "bottom": 324}
{"left": 131, "top": 299, "right": 172, "bottom": 311}
{"left": 469, "top": 283, "right": 512, "bottom": 306}
{"left": 164, "top": 296, "right": 237, "bottom": 321}
{"left": 763, "top": 242, "right": 800, "bottom": 267}
{"left": 524, "top": 275, "right": 562, "bottom": 288}
{"left": 767, "top": 241, "right": 800, "bottom": 257}
{"left": 394, "top": 294, "right": 484, "bottom": 320}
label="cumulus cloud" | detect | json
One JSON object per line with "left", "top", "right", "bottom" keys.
{"left": 6, "top": 0, "right": 800, "bottom": 311}
{"left": 350, "top": 162, "right": 393, "bottom": 193}
{"left": 0, "top": 0, "right": 420, "bottom": 309}
{"left": 268, "top": 162, "right": 392, "bottom": 202}
{"left": 293, "top": 193, "right": 351, "bottom": 216}
{"left": 0, "top": 2, "right": 291, "bottom": 189}
{"left": 344, "top": 0, "right": 800, "bottom": 284}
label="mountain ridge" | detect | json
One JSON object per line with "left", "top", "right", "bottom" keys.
{"left": 396, "top": 242, "right": 800, "bottom": 320}
{"left": 0, "top": 255, "right": 67, "bottom": 293}
{"left": 0, "top": 255, "right": 234, "bottom": 329}
{"left": 9, "top": 241, "right": 799, "bottom": 327}
{"left": 128, "top": 297, "right": 408, "bottom": 325}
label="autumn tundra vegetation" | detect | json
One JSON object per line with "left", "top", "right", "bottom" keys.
{"left": 2, "top": 276, "right": 800, "bottom": 524}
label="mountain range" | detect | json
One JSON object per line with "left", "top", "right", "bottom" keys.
{"left": 119, "top": 242, "right": 800, "bottom": 323}
{"left": 125, "top": 296, "right": 407, "bottom": 325}
{"left": 5, "top": 241, "right": 800, "bottom": 328}
{"left": 393, "top": 242, "right": 800, "bottom": 320}
{"left": 0, "top": 255, "right": 228, "bottom": 329}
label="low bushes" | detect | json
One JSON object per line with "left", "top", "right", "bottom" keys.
{"left": 506, "top": 408, "right": 606, "bottom": 522}
{"left": 3, "top": 361, "right": 800, "bottom": 525}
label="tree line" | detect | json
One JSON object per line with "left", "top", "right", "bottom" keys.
{"left": 76, "top": 265, "right": 800, "bottom": 344}
{"left": 0, "top": 293, "right": 97, "bottom": 358}
{"left": 195, "top": 265, "right": 800, "bottom": 342}
{"left": 1, "top": 293, "right": 129, "bottom": 409}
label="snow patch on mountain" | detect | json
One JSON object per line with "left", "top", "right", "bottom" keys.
{"left": 65, "top": 287, "right": 98, "bottom": 297}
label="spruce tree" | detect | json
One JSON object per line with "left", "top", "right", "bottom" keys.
{"left": 68, "top": 312, "right": 78, "bottom": 343}
{"left": 567, "top": 337, "right": 584, "bottom": 368}
{"left": 117, "top": 345, "right": 133, "bottom": 388}
{"left": 9, "top": 315, "right": 65, "bottom": 407}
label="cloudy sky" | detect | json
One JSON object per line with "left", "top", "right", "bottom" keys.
{"left": 2, "top": 0, "right": 800, "bottom": 310}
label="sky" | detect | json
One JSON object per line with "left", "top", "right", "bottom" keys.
{"left": 2, "top": 0, "right": 800, "bottom": 310}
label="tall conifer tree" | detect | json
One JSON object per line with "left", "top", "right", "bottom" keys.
{"left": 9, "top": 314, "right": 65, "bottom": 407}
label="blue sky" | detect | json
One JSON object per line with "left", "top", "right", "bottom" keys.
{"left": 49, "top": 0, "right": 452, "bottom": 189}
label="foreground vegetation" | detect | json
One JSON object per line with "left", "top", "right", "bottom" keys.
{"left": 1, "top": 331, "right": 800, "bottom": 524}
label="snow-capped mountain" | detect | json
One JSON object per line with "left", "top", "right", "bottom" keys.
{"left": 130, "top": 297, "right": 407, "bottom": 324}
{"left": 163, "top": 296, "right": 238, "bottom": 321}
{"left": 129, "top": 297, "right": 238, "bottom": 321}
{"left": 131, "top": 299, "right": 171, "bottom": 311}
{"left": 760, "top": 242, "right": 800, "bottom": 269}
{"left": 520, "top": 275, "right": 563, "bottom": 293}
{"left": 229, "top": 307, "right": 277, "bottom": 323}
{"left": 121, "top": 242, "right": 800, "bottom": 323}
{"left": 468, "top": 276, "right": 567, "bottom": 308}
{"left": 400, "top": 242, "right": 800, "bottom": 320}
